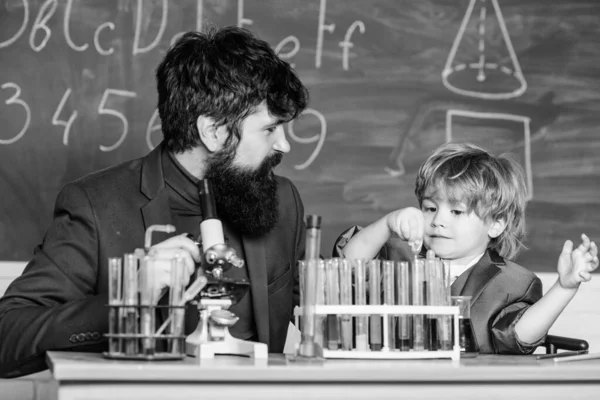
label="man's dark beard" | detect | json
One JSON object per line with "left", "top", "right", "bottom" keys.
{"left": 204, "top": 144, "right": 282, "bottom": 237}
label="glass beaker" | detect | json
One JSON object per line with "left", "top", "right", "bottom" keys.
{"left": 451, "top": 296, "right": 479, "bottom": 356}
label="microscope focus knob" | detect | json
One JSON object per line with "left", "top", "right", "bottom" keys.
{"left": 209, "top": 309, "right": 239, "bottom": 327}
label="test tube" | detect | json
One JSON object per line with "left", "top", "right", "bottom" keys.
{"left": 338, "top": 258, "right": 353, "bottom": 351}
{"left": 382, "top": 260, "right": 395, "bottom": 351}
{"left": 425, "top": 253, "right": 443, "bottom": 351}
{"left": 108, "top": 257, "right": 122, "bottom": 354}
{"left": 298, "top": 258, "right": 320, "bottom": 357}
{"left": 122, "top": 253, "right": 139, "bottom": 355}
{"left": 305, "top": 215, "right": 322, "bottom": 260}
{"left": 139, "top": 255, "right": 155, "bottom": 355}
{"left": 353, "top": 259, "right": 369, "bottom": 351}
{"left": 325, "top": 258, "right": 341, "bottom": 350}
{"left": 169, "top": 254, "right": 186, "bottom": 354}
{"left": 314, "top": 259, "right": 327, "bottom": 350}
{"left": 298, "top": 260, "right": 306, "bottom": 318}
{"left": 395, "top": 261, "right": 410, "bottom": 351}
{"left": 411, "top": 258, "right": 425, "bottom": 351}
{"left": 368, "top": 259, "right": 382, "bottom": 351}
{"left": 438, "top": 260, "right": 453, "bottom": 350}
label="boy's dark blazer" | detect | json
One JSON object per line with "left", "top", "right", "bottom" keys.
{"left": 334, "top": 226, "right": 544, "bottom": 354}
{"left": 0, "top": 142, "right": 304, "bottom": 378}
{"left": 450, "top": 249, "right": 544, "bottom": 354}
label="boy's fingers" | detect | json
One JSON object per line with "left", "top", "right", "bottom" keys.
{"left": 591, "top": 256, "right": 599, "bottom": 271}
{"left": 581, "top": 233, "right": 590, "bottom": 245}
{"left": 561, "top": 240, "right": 574, "bottom": 256}
{"left": 408, "top": 217, "right": 422, "bottom": 242}
{"left": 579, "top": 271, "right": 592, "bottom": 282}
{"left": 578, "top": 234, "right": 591, "bottom": 252}
{"left": 590, "top": 241, "right": 598, "bottom": 257}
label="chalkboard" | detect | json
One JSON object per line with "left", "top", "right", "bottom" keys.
{"left": 1, "top": 0, "right": 599, "bottom": 272}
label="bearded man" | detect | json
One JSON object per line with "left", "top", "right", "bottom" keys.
{"left": 0, "top": 26, "right": 309, "bottom": 378}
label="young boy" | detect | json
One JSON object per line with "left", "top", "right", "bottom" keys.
{"left": 337, "top": 142, "right": 598, "bottom": 354}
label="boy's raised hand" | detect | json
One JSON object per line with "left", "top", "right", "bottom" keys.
{"left": 558, "top": 233, "right": 599, "bottom": 289}
{"left": 386, "top": 207, "right": 425, "bottom": 251}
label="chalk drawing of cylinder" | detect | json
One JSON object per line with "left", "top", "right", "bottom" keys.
{"left": 442, "top": 0, "right": 527, "bottom": 100}
{"left": 446, "top": 110, "right": 533, "bottom": 200}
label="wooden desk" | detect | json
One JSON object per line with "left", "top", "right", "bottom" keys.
{"left": 47, "top": 351, "right": 600, "bottom": 400}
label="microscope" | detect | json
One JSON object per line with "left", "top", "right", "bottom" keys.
{"left": 185, "top": 179, "right": 268, "bottom": 359}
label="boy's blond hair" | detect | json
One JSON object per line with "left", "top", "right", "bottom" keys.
{"left": 415, "top": 142, "right": 528, "bottom": 260}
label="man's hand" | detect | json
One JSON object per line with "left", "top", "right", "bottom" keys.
{"left": 145, "top": 233, "right": 202, "bottom": 301}
{"left": 558, "top": 233, "right": 599, "bottom": 289}
{"left": 385, "top": 207, "right": 425, "bottom": 251}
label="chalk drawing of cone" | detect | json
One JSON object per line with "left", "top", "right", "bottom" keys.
{"left": 442, "top": 0, "right": 527, "bottom": 100}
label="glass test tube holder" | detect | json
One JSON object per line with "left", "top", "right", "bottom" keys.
{"left": 105, "top": 304, "right": 187, "bottom": 360}
{"left": 294, "top": 304, "right": 461, "bottom": 360}
{"left": 104, "top": 249, "right": 187, "bottom": 361}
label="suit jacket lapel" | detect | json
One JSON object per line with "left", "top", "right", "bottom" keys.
{"left": 456, "top": 250, "right": 503, "bottom": 305}
{"left": 451, "top": 268, "right": 470, "bottom": 297}
{"left": 139, "top": 143, "right": 176, "bottom": 241}
{"left": 242, "top": 235, "right": 270, "bottom": 346}
{"left": 138, "top": 143, "right": 179, "bottom": 324}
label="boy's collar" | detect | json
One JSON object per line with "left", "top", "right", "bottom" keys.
{"left": 418, "top": 246, "right": 506, "bottom": 266}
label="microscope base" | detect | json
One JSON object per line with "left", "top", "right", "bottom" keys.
{"left": 186, "top": 330, "right": 268, "bottom": 360}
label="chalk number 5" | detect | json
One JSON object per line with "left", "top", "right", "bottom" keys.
{"left": 98, "top": 89, "right": 137, "bottom": 152}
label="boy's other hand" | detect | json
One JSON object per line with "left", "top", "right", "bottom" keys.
{"left": 558, "top": 234, "right": 599, "bottom": 289}
{"left": 386, "top": 207, "right": 424, "bottom": 249}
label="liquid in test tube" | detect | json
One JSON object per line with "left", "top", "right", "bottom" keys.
{"left": 139, "top": 255, "right": 155, "bottom": 355}
{"left": 395, "top": 261, "right": 410, "bottom": 351}
{"left": 122, "top": 253, "right": 139, "bottom": 355}
{"left": 354, "top": 259, "right": 369, "bottom": 351}
{"left": 425, "top": 252, "right": 441, "bottom": 351}
{"left": 297, "top": 258, "right": 321, "bottom": 358}
{"left": 298, "top": 260, "right": 306, "bottom": 331}
{"left": 108, "top": 257, "right": 122, "bottom": 354}
{"left": 325, "top": 258, "right": 341, "bottom": 350}
{"left": 313, "top": 260, "right": 327, "bottom": 350}
{"left": 338, "top": 259, "right": 353, "bottom": 351}
{"left": 295, "top": 215, "right": 323, "bottom": 358}
{"left": 411, "top": 258, "right": 425, "bottom": 351}
{"left": 382, "top": 260, "right": 395, "bottom": 350}
{"left": 368, "top": 260, "right": 382, "bottom": 351}
{"left": 438, "top": 260, "right": 453, "bottom": 350}
{"left": 169, "top": 254, "right": 185, "bottom": 354}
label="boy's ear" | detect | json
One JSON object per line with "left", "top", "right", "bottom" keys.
{"left": 488, "top": 218, "right": 507, "bottom": 239}
{"left": 196, "top": 116, "right": 228, "bottom": 152}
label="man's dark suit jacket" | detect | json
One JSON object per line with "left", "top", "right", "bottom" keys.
{"left": 334, "top": 226, "right": 545, "bottom": 354}
{"left": 0, "top": 143, "right": 305, "bottom": 378}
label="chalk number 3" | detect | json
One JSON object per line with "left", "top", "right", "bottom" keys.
{"left": 1, "top": 82, "right": 31, "bottom": 145}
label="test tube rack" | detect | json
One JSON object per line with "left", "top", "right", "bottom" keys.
{"left": 294, "top": 304, "right": 461, "bottom": 360}
{"left": 104, "top": 304, "right": 187, "bottom": 361}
